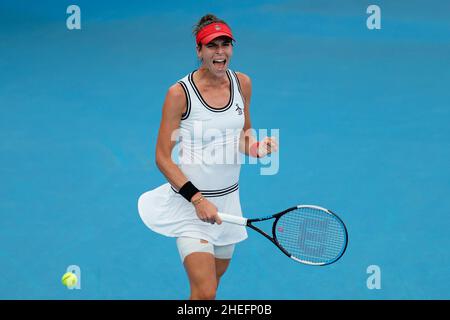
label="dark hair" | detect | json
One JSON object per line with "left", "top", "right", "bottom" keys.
{"left": 193, "top": 14, "right": 231, "bottom": 48}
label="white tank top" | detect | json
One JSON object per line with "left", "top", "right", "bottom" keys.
{"left": 174, "top": 69, "right": 246, "bottom": 194}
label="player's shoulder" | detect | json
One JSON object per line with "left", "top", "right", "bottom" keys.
{"left": 234, "top": 71, "right": 252, "bottom": 87}
{"left": 167, "top": 82, "right": 185, "bottom": 98}
{"left": 163, "top": 82, "right": 187, "bottom": 114}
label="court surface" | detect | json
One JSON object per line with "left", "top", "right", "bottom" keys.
{"left": 1, "top": 0, "right": 449, "bottom": 299}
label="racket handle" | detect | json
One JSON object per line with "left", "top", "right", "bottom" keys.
{"left": 217, "top": 212, "right": 248, "bottom": 226}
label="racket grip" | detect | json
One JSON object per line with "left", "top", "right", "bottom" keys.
{"left": 217, "top": 212, "right": 247, "bottom": 226}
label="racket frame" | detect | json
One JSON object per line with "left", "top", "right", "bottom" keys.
{"left": 219, "top": 205, "right": 348, "bottom": 266}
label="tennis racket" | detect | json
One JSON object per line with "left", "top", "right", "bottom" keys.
{"left": 218, "top": 205, "right": 348, "bottom": 266}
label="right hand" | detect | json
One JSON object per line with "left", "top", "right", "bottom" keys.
{"left": 192, "top": 193, "right": 222, "bottom": 225}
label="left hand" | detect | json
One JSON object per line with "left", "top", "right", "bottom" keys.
{"left": 258, "top": 137, "right": 278, "bottom": 157}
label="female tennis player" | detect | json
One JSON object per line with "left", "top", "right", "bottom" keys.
{"left": 138, "top": 14, "right": 278, "bottom": 300}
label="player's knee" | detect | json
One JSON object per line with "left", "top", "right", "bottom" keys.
{"left": 201, "top": 290, "right": 216, "bottom": 300}
{"left": 193, "top": 285, "right": 217, "bottom": 300}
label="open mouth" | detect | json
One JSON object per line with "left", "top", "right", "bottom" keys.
{"left": 212, "top": 59, "right": 227, "bottom": 66}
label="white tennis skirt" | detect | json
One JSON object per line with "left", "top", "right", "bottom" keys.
{"left": 138, "top": 183, "right": 248, "bottom": 246}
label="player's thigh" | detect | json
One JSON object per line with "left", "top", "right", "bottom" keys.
{"left": 215, "top": 258, "right": 231, "bottom": 279}
{"left": 214, "top": 243, "right": 235, "bottom": 278}
{"left": 184, "top": 252, "right": 217, "bottom": 288}
{"left": 178, "top": 237, "right": 217, "bottom": 287}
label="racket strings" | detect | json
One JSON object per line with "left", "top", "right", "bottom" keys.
{"left": 275, "top": 207, "right": 347, "bottom": 264}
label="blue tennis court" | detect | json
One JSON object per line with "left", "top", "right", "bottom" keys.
{"left": 1, "top": 0, "right": 449, "bottom": 299}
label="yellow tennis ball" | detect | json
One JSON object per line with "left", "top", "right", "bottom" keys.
{"left": 61, "top": 272, "right": 78, "bottom": 287}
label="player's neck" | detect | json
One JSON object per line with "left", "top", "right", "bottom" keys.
{"left": 196, "top": 67, "right": 228, "bottom": 88}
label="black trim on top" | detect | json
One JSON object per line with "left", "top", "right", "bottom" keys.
{"left": 188, "top": 70, "right": 234, "bottom": 113}
{"left": 178, "top": 81, "right": 191, "bottom": 120}
{"left": 231, "top": 70, "right": 245, "bottom": 105}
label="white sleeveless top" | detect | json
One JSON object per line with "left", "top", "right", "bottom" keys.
{"left": 138, "top": 70, "right": 248, "bottom": 246}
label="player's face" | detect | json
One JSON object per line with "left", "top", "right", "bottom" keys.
{"left": 198, "top": 37, "right": 233, "bottom": 76}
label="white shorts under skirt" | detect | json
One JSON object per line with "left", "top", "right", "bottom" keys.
{"left": 176, "top": 237, "right": 235, "bottom": 263}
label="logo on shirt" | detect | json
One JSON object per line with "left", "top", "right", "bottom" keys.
{"left": 235, "top": 103, "right": 243, "bottom": 115}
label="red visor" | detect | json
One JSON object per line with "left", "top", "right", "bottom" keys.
{"left": 196, "top": 22, "right": 234, "bottom": 45}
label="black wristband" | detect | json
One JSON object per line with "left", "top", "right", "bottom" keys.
{"left": 178, "top": 181, "right": 200, "bottom": 202}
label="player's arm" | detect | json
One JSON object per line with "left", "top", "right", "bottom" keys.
{"left": 237, "top": 72, "right": 278, "bottom": 157}
{"left": 155, "top": 83, "right": 192, "bottom": 191}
